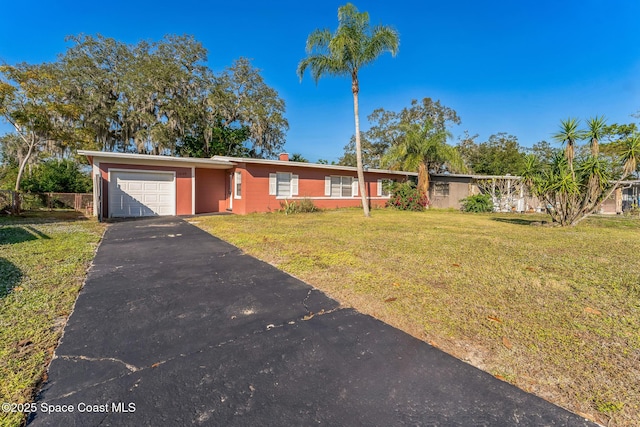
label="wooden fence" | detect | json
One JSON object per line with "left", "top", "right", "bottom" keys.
{"left": 0, "top": 191, "right": 92, "bottom": 215}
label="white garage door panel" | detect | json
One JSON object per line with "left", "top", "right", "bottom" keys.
{"left": 109, "top": 171, "right": 176, "bottom": 217}
{"left": 142, "top": 194, "right": 159, "bottom": 204}
{"left": 128, "top": 182, "right": 144, "bottom": 191}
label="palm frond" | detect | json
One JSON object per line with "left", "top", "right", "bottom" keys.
{"left": 362, "top": 26, "right": 400, "bottom": 64}
{"left": 576, "top": 156, "right": 610, "bottom": 190}
{"left": 296, "top": 55, "right": 346, "bottom": 83}
{"left": 585, "top": 115, "right": 606, "bottom": 156}
{"left": 381, "top": 140, "right": 410, "bottom": 170}
{"left": 381, "top": 121, "right": 461, "bottom": 173}
{"left": 305, "top": 29, "right": 332, "bottom": 53}
{"left": 553, "top": 117, "right": 581, "bottom": 167}
{"left": 442, "top": 143, "right": 467, "bottom": 173}
{"left": 544, "top": 153, "right": 580, "bottom": 196}
{"left": 298, "top": 2, "right": 399, "bottom": 84}
{"left": 552, "top": 117, "right": 580, "bottom": 144}
{"left": 337, "top": 3, "right": 369, "bottom": 33}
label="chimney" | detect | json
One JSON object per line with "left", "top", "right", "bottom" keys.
{"left": 279, "top": 153, "right": 289, "bottom": 161}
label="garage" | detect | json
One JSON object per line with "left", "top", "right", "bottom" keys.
{"left": 109, "top": 170, "right": 176, "bottom": 217}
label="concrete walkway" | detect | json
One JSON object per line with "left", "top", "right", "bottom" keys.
{"left": 30, "top": 216, "right": 596, "bottom": 426}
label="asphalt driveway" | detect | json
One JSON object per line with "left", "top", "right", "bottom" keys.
{"left": 29, "top": 216, "right": 596, "bottom": 426}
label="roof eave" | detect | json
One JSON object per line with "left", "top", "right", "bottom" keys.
{"left": 212, "top": 156, "right": 418, "bottom": 176}
{"left": 77, "top": 150, "right": 236, "bottom": 168}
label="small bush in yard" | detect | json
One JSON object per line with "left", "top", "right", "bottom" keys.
{"left": 385, "top": 182, "right": 429, "bottom": 211}
{"left": 280, "top": 198, "right": 320, "bottom": 214}
{"left": 460, "top": 193, "right": 494, "bottom": 213}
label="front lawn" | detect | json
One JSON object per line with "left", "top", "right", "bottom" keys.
{"left": 192, "top": 209, "right": 640, "bottom": 427}
{"left": 0, "top": 211, "right": 105, "bottom": 427}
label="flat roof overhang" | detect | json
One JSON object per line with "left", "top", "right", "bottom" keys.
{"left": 212, "top": 155, "right": 418, "bottom": 177}
{"left": 78, "top": 150, "right": 236, "bottom": 170}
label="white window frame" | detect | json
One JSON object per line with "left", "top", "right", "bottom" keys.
{"left": 234, "top": 171, "right": 242, "bottom": 199}
{"left": 434, "top": 182, "right": 450, "bottom": 197}
{"left": 377, "top": 179, "right": 394, "bottom": 197}
{"left": 269, "top": 172, "right": 299, "bottom": 198}
{"left": 324, "top": 176, "right": 358, "bottom": 198}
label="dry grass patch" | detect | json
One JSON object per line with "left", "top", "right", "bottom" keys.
{"left": 193, "top": 209, "right": 640, "bottom": 426}
{"left": 0, "top": 211, "right": 105, "bottom": 427}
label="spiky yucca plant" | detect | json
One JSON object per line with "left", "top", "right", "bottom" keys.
{"left": 526, "top": 117, "right": 639, "bottom": 226}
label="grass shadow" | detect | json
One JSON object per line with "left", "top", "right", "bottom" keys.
{"left": 0, "top": 210, "right": 88, "bottom": 226}
{"left": 0, "top": 257, "right": 22, "bottom": 298}
{"left": 0, "top": 226, "right": 50, "bottom": 245}
{"left": 24, "top": 226, "right": 51, "bottom": 240}
{"left": 491, "top": 217, "right": 548, "bottom": 226}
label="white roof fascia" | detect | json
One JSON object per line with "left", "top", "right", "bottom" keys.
{"left": 77, "top": 150, "right": 235, "bottom": 169}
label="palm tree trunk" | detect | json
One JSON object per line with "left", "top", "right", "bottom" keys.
{"left": 418, "top": 162, "right": 429, "bottom": 199}
{"left": 591, "top": 137, "right": 599, "bottom": 156}
{"left": 567, "top": 140, "right": 576, "bottom": 180}
{"left": 352, "top": 79, "right": 370, "bottom": 217}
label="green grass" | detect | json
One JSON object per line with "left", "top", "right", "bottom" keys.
{"left": 192, "top": 209, "right": 640, "bottom": 427}
{"left": 0, "top": 211, "right": 105, "bottom": 427}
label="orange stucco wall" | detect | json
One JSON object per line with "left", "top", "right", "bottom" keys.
{"left": 231, "top": 163, "right": 408, "bottom": 214}
{"left": 99, "top": 162, "right": 193, "bottom": 217}
{"left": 195, "top": 168, "right": 227, "bottom": 213}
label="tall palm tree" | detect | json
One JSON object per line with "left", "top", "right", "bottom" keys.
{"left": 553, "top": 117, "right": 581, "bottom": 171}
{"left": 297, "top": 3, "right": 399, "bottom": 217}
{"left": 382, "top": 122, "right": 465, "bottom": 197}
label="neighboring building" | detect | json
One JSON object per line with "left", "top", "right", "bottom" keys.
{"left": 601, "top": 188, "right": 623, "bottom": 215}
{"left": 79, "top": 151, "right": 415, "bottom": 219}
{"left": 621, "top": 181, "right": 640, "bottom": 212}
{"left": 429, "top": 173, "right": 543, "bottom": 212}
{"left": 429, "top": 174, "right": 474, "bottom": 210}
{"left": 429, "top": 174, "right": 637, "bottom": 214}
{"left": 601, "top": 180, "right": 640, "bottom": 214}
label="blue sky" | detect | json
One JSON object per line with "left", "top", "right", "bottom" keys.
{"left": 1, "top": 0, "right": 639, "bottom": 162}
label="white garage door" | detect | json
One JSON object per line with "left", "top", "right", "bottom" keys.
{"left": 109, "top": 170, "right": 176, "bottom": 217}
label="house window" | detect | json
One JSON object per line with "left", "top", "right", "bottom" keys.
{"left": 434, "top": 182, "right": 449, "bottom": 197}
{"left": 333, "top": 176, "right": 351, "bottom": 197}
{"left": 269, "top": 172, "right": 299, "bottom": 197}
{"left": 277, "top": 173, "right": 290, "bottom": 196}
{"left": 325, "top": 176, "right": 358, "bottom": 198}
{"left": 234, "top": 171, "right": 242, "bottom": 199}
{"left": 377, "top": 179, "right": 394, "bottom": 197}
